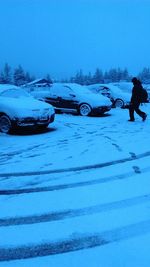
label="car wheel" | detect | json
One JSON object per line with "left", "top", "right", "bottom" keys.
{"left": 0, "top": 115, "right": 12, "bottom": 134}
{"left": 114, "top": 99, "right": 124, "bottom": 108}
{"left": 79, "top": 103, "right": 92, "bottom": 116}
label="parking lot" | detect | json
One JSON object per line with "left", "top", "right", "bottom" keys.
{"left": 0, "top": 106, "right": 150, "bottom": 266}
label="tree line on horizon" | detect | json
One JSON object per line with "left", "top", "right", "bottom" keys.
{"left": 1, "top": 63, "right": 150, "bottom": 86}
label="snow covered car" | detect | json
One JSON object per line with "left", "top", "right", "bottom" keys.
{"left": 0, "top": 85, "right": 55, "bottom": 133}
{"left": 87, "top": 83, "right": 131, "bottom": 108}
{"left": 112, "top": 82, "right": 133, "bottom": 93}
{"left": 30, "top": 83, "right": 112, "bottom": 116}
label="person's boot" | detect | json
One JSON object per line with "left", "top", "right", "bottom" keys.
{"left": 142, "top": 114, "right": 147, "bottom": 121}
{"left": 128, "top": 119, "right": 135, "bottom": 122}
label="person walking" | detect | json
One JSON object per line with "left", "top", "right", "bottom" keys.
{"left": 128, "top": 77, "right": 147, "bottom": 122}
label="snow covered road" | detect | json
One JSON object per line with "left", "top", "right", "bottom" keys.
{"left": 0, "top": 106, "right": 150, "bottom": 266}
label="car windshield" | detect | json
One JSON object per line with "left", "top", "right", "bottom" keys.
{"left": 63, "top": 86, "right": 74, "bottom": 92}
{"left": 70, "top": 85, "right": 92, "bottom": 95}
{"left": 0, "top": 88, "right": 31, "bottom": 98}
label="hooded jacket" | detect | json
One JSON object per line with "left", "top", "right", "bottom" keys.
{"left": 131, "top": 80, "right": 143, "bottom": 104}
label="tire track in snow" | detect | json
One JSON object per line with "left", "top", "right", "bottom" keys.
{"left": 1, "top": 219, "right": 150, "bottom": 261}
{"left": 0, "top": 193, "right": 150, "bottom": 227}
{"left": 0, "top": 165, "right": 150, "bottom": 195}
{"left": 0, "top": 144, "right": 45, "bottom": 158}
{"left": 0, "top": 150, "right": 150, "bottom": 178}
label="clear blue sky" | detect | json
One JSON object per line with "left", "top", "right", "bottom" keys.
{"left": 0, "top": 0, "right": 150, "bottom": 79}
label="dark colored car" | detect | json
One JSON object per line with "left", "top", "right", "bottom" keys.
{"left": 31, "top": 83, "right": 112, "bottom": 116}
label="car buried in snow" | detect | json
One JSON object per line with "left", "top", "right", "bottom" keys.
{"left": 0, "top": 85, "right": 55, "bottom": 134}
{"left": 30, "top": 83, "right": 112, "bottom": 116}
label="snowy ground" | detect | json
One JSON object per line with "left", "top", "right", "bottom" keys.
{"left": 0, "top": 105, "right": 150, "bottom": 266}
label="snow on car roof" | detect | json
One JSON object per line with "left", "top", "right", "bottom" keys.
{"left": 88, "top": 83, "right": 120, "bottom": 92}
{"left": 52, "top": 83, "right": 83, "bottom": 89}
{"left": 0, "top": 84, "right": 34, "bottom": 99}
{"left": 88, "top": 83, "right": 127, "bottom": 94}
{"left": 59, "top": 83, "right": 92, "bottom": 93}
{"left": 0, "top": 84, "right": 19, "bottom": 93}
{"left": 112, "top": 82, "right": 133, "bottom": 93}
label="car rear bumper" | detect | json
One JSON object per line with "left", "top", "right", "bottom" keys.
{"left": 92, "top": 105, "right": 112, "bottom": 114}
{"left": 12, "top": 113, "right": 55, "bottom": 127}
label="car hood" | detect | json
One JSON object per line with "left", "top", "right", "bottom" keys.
{"left": 0, "top": 96, "right": 54, "bottom": 118}
{"left": 78, "top": 92, "right": 112, "bottom": 106}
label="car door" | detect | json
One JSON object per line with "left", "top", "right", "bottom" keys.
{"left": 56, "top": 86, "right": 78, "bottom": 110}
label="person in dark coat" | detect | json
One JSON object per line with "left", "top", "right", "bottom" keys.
{"left": 128, "top": 77, "right": 147, "bottom": 122}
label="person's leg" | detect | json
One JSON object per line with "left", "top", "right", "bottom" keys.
{"left": 129, "top": 104, "right": 135, "bottom": 121}
{"left": 134, "top": 104, "right": 147, "bottom": 120}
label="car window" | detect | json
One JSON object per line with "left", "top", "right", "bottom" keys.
{"left": 0, "top": 89, "right": 30, "bottom": 98}
{"left": 64, "top": 86, "right": 73, "bottom": 92}
{"left": 61, "top": 86, "right": 74, "bottom": 96}
{"left": 99, "top": 87, "right": 110, "bottom": 93}
{"left": 50, "top": 86, "right": 74, "bottom": 97}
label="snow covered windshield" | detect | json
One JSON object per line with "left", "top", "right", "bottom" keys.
{"left": 0, "top": 88, "right": 31, "bottom": 98}
{"left": 65, "top": 84, "right": 92, "bottom": 95}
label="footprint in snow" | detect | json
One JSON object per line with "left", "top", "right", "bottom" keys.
{"left": 133, "top": 166, "right": 141, "bottom": 173}
{"left": 112, "top": 143, "right": 122, "bottom": 152}
{"left": 129, "top": 152, "right": 137, "bottom": 159}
